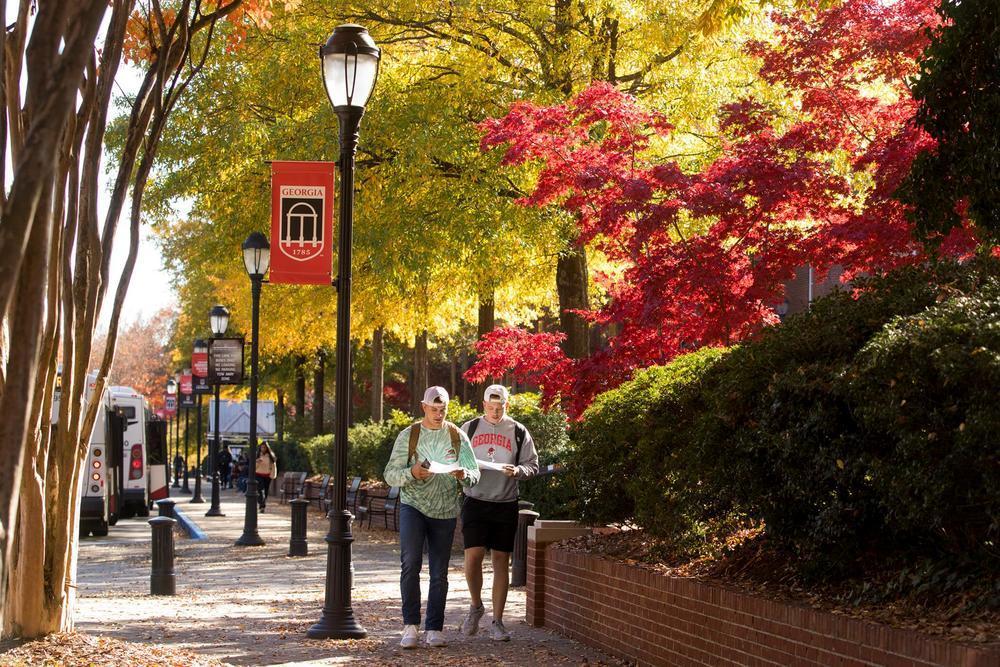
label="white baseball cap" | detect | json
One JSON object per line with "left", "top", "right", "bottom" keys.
{"left": 483, "top": 384, "right": 510, "bottom": 403}
{"left": 421, "top": 386, "right": 450, "bottom": 405}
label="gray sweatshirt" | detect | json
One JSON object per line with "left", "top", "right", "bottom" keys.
{"left": 460, "top": 415, "right": 539, "bottom": 503}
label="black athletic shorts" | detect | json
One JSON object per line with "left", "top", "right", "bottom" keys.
{"left": 460, "top": 495, "right": 519, "bottom": 552}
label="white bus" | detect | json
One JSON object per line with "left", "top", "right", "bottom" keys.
{"left": 79, "top": 390, "right": 123, "bottom": 537}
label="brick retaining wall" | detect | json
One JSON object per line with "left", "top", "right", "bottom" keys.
{"left": 526, "top": 521, "right": 999, "bottom": 667}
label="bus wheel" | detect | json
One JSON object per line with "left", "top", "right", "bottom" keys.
{"left": 120, "top": 505, "right": 135, "bottom": 520}
{"left": 79, "top": 523, "right": 90, "bottom": 538}
{"left": 108, "top": 512, "right": 119, "bottom": 526}
{"left": 92, "top": 520, "right": 109, "bottom": 537}
{"left": 136, "top": 504, "right": 150, "bottom": 517}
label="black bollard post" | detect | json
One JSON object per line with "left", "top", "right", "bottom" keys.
{"left": 511, "top": 509, "right": 539, "bottom": 587}
{"left": 149, "top": 516, "right": 177, "bottom": 595}
{"left": 289, "top": 498, "right": 309, "bottom": 557}
{"left": 156, "top": 499, "right": 177, "bottom": 519}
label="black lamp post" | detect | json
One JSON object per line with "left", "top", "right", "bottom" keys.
{"left": 191, "top": 339, "right": 208, "bottom": 504}
{"left": 166, "top": 378, "right": 178, "bottom": 487}
{"left": 307, "top": 24, "right": 379, "bottom": 641}
{"left": 235, "top": 232, "right": 269, "bottom": 547}
{"left": 206, "top": 305, "right": 230, "bottom": 517}
{"left": 182, "top": 368, "right": 192, "bottom": 493}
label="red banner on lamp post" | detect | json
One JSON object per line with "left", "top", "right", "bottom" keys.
{"left": 270, "top": 161, "right": 335, "bottom": 285}
{"left": 180, "top": 371, "right": 193, "bottom": 395}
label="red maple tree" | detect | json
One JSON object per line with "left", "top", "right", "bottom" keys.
{"left": 467, "top": 0, "right": 983, "bottom": 417}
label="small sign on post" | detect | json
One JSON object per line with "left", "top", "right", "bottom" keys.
{"left": 209, "top": 337, "right": 245, "bottom": 385}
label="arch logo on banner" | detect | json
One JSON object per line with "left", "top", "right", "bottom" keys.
{"left": 270, "top": 161, "right": 335, "bottom": 284}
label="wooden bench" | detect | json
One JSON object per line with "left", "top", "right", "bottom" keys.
{"left": 279, "top": 471, "right": 307, "bottom": 503}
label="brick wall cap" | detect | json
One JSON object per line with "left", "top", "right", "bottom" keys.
{"left": 528, "top": 523, "right": 592, "bottom": 544}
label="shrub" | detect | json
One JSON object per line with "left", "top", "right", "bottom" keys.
{"left": 564, "top": 257, "right": 1000, "bottom": 579}
{"left": 567, "top": 348, "right": 729, "bottom": 528}
{"left": 850, "top": 278, "right": 1000, "bottom": 553}
{"left": 269, "top": 439, "right": 311, "bottom": 475}
{"left": 680, "top": 259, "right": 1000, "bottom": 574}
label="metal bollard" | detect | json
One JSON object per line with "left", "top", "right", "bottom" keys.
{"left": 289, "top": 498, "right": 309, "bottom": 557}
{"left": 149, "top": 516, "right": 176, "bottom": 595}
{"left": 511, "top": 509, "right": 539, "bottom": 587}
{"left": 156, "top": 499, "right": 176, "bottom": 518}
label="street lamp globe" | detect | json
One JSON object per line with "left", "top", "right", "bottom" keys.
{"left": 242, "top": 232, "right": 270, "bottom": 279}
{"left": 166, "top": 378, "right": 177, "bottom": 395}
{"left": 210, "top": 305, "right": 230, "bottom": 337}
{"left": 320, "top": 24, "right": 380, "bottom": 110}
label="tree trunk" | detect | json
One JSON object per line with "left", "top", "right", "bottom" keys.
{"left": 313, "top": 350, "right": 325, "bottom": 435}
{"left": 459, "top": 348, "right": 469, "bottom": 403}
{"left": 276, "top": 387, "right": 284, "bottom": 446}
{"left": 472, "top": 292, "right": 495, "bottom": 400}
{"left": 412, "top": 331, "right": 428, "bottom": 410}
{"left": 370, "top": 327, "right": 383, "bottom": 422}
{"left": 556, "top": 247, "right": 590, "bottom": 359}
{"left": 450, "top": 357, "right": 457, "bottom": 400}
{"left": 294, "top": 354, "right": 306, "bottom": 424}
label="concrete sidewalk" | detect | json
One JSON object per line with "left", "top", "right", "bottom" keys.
{"left": 76, "top": 486, "right": 620, "bottom": 666}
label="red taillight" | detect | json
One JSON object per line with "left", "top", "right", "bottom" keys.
{"left": 129, "top": 444, "right": 143, "bottom": 480}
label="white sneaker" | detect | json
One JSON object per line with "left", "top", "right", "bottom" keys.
{"left": 460, "top": 603, "right": 485, "bottom": 635}
{"left": 400, "top": 624, "right": 419, "bottom": 649}
{"left": 490, "top": 619, "right": 511, "bottom": 642}
{"left": 426, "top": 630, "right": 447, "bottom": 647}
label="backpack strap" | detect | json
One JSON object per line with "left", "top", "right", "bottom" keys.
{"left": 514, "top": 422, "right": 526, "bottom": 464}
{"left": 447, "top": 422, "right": 461, "bottom": 460}
{"left": 407, "top": 423, "right": 421, "bottom": 465}
{"left": 466, "top": 417, "right": 481, "bottom": 442}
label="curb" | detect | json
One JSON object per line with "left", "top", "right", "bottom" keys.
{"left": 172, "top": 506, "right": 208, "bottom": 540}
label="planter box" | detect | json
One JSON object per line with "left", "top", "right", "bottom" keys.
{"left": 527, "top": 522, "right": 999, "bottom": 667}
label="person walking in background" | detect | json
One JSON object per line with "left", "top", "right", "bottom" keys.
{"left": 219, "top": 444, "right": 234, "bottom": 489}
{"left": 384, "top": 386, "right": 481, "bottom": 650}
{"left": 235, "top": 451, "right": 249, "bottom": 493}
{"left": 459, "top": 384, "right": 539, "bottom": 642}
{"left": 255, "top": 442, "right": 277, "bottom": 512}
{"left": 173, "top": 452, "right": 184, "bottom": 485}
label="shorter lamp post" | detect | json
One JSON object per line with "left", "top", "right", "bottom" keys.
{"left": 182, "top": 386, "right": 191, "bottom": 493}
{"left": 235, "top": 232, "right": 269, "bottom": 547}
{"left": 206, "top": 304, "right": 230, "bottom": 517}
{"left": 165, "top": 378, "right": 177, "bottom": 486}
{"left": 191, "top": 339, "right": 208, "bottom": 504}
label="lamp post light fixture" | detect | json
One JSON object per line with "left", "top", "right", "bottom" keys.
{"left": 191, "top": 339, "right": 208, "bottom": 504}
{"left": 206, "top": 305, "right": 230, "bottom": 518}
{"left": 235, "top": 233, "right": 269, "bottom": 547}
{"left": 307, "top": 23, "right": 379, "bottom": 641}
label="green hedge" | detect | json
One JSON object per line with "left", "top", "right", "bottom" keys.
{"left": 567, "top": 348, "right": 728, "bottom": 531}
{"left": 851, "top": 278, "right": 1000, "bottom": 553}
{"left": 566, "top": 258, "right": 1000, "bottom": 576}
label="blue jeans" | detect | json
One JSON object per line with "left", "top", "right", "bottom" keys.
{"left": 399, "top": 503, "right": 456, "bottom": 631}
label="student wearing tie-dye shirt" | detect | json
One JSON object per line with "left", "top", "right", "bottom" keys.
{"left": 383, "top": 386, "right": 480, "bottom": 650}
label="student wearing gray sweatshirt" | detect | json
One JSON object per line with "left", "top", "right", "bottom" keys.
{"left": 458, "top": 384, "right": 539, "bottom": 642}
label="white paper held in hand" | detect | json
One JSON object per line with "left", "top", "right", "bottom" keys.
{"left": 478, "top": 460, "right": 509, "bottom": 472}
{"left": 427, "top": 461, "right": 463, "bottom": 474}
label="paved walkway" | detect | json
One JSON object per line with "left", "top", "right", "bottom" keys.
{"left": 76, "top": 485, "right": 620, "bottom": 666}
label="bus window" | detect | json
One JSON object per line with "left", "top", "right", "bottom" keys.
{"left": 119, "top": 406, "right": 137, "bottom": 420}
